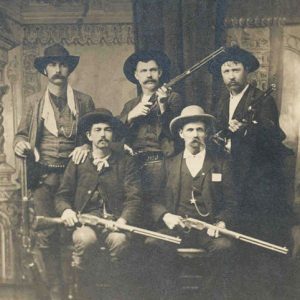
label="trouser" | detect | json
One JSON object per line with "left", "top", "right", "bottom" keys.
{"left": 32, "top": 172, "right": 65, "bottom": 300}
{"left": 71, "top": 226, "right": 132, "bottom": 300}
{"left": 145, "top": 228, "right": 235, "bottom": 299}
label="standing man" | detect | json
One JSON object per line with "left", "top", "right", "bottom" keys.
{"left": 55, "top": 108, "right": 143, "bottom": 299}
{"left": 209, "top": 45, "right": 293, "bottom": 298}
{"left": 146, "top": 105, "right": 237, "bottom": 299}
{"left": 14, "top": 43, "right": 95, "bottom": 300}
{"left": 120, "top": 50, "right": 183, "bottom": 220}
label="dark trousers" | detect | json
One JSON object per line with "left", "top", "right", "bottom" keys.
{"left": 145, "top": 228, "right": 235, "bottom": 299}
{"left": 32, "top": 172, "right": 64, "bottom": 300}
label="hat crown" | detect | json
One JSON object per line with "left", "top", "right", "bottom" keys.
{"left": 44, "top": 43, "right": 70, "bottom": 57}
{"left": 92, "top": 108, "right": 113, "bottom": 118}
{"left": 180, "top": 105, "right": 206, "bottom": 118}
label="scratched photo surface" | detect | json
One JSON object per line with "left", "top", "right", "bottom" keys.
{"left": 1, "top": 1, "right": 300, "bottom": 300}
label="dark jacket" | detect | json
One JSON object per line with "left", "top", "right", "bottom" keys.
{"left": 55, "top": 151, "right": 143, "bottom": 225}
{"left": 151, "top": 150, "right": 238, "bottom": 227}
{"left": 119, "top": 91, "right": 183, "bottom": 156}
{"left": 14, "top": 89, "right": 95, "bottom": 149}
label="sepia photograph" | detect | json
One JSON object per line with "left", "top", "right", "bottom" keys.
{"left": 0, "top": 0, "right": 300, "bottom": 299}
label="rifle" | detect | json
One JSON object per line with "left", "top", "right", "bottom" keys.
{"left": 211, "top": 84, "right": 276, "bottom": 148}
{"left": 33, "top": 213, "right": 182, "bottom": 244}
{"left": 148, "top": 47, "right": 226, "bottom": 108}
{"left": 19, "top": 158, "right": 49, "bottom": 299}
{"left": 182, "top": 217, "right": 288, "bottom": 255}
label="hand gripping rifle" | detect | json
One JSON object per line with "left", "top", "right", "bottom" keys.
{"left": 211, "top": 84, "right": 276, "bottom": 148}
{"left": 33, "top": 213, "right": 182, "bottom": 244}
{"left": 19, "top": 158, "right": 49, "bottom": 299}
{"left": 183, "top": 217, "right": 288, "bottom": 255}
{"left": 148, "top": 47, "right": 226, "bottom": 109}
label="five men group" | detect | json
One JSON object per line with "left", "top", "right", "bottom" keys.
{"left": 14, "top": 43, "right": 294, "bottom": 300}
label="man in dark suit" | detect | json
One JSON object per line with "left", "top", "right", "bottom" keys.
{"left": 14, "top": 43, "right": 95, "bottom": 300}
{"left": 146, "top": 105, "right": 237, "bottom": 299}
{"left": 120, "top": 50, "right": 183, "bottom": 220}
{"left": 55, "top": 108, "right": 143, "bottom": 299}
{"left": 209, "top": 45, "right": 292, "bottom": 242}
{"left": 209, "top": 46, "right": 293, "bottom": 299}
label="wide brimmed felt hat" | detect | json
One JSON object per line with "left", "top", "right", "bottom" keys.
{"left": 34, "top": 43, "right": 80, "bottom": 75}
{"left": 78, "top": 108, "right": 127, "bottom": 139}
{"left": 170, "top": 105, "right": 216, "bottom": 136}
{"left": 123, "top": 49, "right": 171, "bottom": 84}
{"left": 208, "top": 45, "right": 260, "bottom": 76}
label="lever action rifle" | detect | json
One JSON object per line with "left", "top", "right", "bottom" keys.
{"left": 148, "top": 46, "right": 226, "bottom": 109}
{"left": 33, "top": 214, "right": 182, "bottom": 244}
{"left": 183, "top": 217, "right": 288, "bottom": 255}
{"left": 19, "top": 158, "right": 49, "bottom": 299}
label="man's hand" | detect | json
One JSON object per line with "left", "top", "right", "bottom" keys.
{"left": 228, "top": 119, "right": 244, "bottom": 133}
{"left": 124, "top": 144, "right": 135, "bottom": 156}
{"left": 207, "top": 221, "right": 226, "bottom": 238}
{"left": 163, "top": 213, "right": 185, "bottom": 230}
{"left": 127, "top": 101, "right": 152, "bottom": 123}
{"left": 69, "top": 144, "right": 90, "bottom": 164}
{"left": 61, "top": 209, "right": 78, "bottom": 227}
{"left": 291, "top": 225, "right": 300, "bottom": 258}
{"left": 156, "top": 85, "right": 170, "bottom": 114}
{"left": 15, "top": 141, "right": 31, "bottom": 157}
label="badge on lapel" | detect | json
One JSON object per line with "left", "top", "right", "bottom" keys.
{"left": 212, "top": 173, "right": 222, "bottom": 182}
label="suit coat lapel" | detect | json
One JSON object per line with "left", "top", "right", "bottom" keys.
{"left": 232, "top": 85, "right": 255, "bottom": 120}
{"left": 169, "top": 153, "right": 183, "bottom": 212}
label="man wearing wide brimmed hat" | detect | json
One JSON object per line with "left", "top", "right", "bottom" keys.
{"left": 209, "top": 45, "right": 293, "bottom": 298}
{"left": 120, "top": 50, "right": 183, "bottom": 219}
{"left": 14, "top": 43, "right": 95, "bottom": 300}
{"left": 145, "top": 105, "right": 237, "bottom": 298}
{"left": 55, "top": 108, "right": 142, "bottom": 299}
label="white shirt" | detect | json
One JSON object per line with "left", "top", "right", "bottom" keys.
{"left": 229, "top": 84, "right": 249, "bottom": 120}
{"left": 141, "top": 93, "right": 153, "bottom": 104}
{"left": 183, "top": 148, "right": 206, "bottom": 178}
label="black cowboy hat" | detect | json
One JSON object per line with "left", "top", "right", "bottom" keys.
{"left": 123, "top": 49, "right": 171, "bottom": 84}
{"left": 34, "top": 43, "right": 80, "bottom": 75}
{"left": 78, "top": 108, "right": 127, "bottom": 140}
{"left": 170, "top": 105, "right": 216, "bottom": 137}
{"left": 208, "top": 45, "right": 260, "bottom": 76}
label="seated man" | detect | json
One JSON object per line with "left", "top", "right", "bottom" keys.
{"left": 146, "top": 105, "right": 237, "bottom": 299}
{"left": 55, "top": 108, "right": 143, "bottom": 299}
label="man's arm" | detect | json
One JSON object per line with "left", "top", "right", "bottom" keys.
{"left": 55, "top": 160, "right": 77, "bottom": 216}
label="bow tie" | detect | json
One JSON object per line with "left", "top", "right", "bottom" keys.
{"left": 93, "top": 157, "right": 110, "bottom": 173}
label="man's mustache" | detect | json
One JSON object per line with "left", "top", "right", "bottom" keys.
{"left": 144, "top": 79, "right": 157, "bottom": 84}
{"left": 51, "top": 74, "right": 66, "bottom": 80}
{"left": 228, "top": 81, "right": 240, "bottom": 86}
{"left": 99, "top": 138, "right": 109, "bottom": 143}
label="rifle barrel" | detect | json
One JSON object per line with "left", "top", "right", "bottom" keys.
{"left": 185, "top": 218, "right": 288, "bottom": 255}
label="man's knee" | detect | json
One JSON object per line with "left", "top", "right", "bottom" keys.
{"left": 105, "top": 232, "right": 129, "bottom": 258}
{"left": 73, "top": 226, "right": 98, "bottom": 252}
{"left": 208, "top": 237, "right": 234, "bottom": 254}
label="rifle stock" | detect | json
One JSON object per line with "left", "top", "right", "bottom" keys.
{"left": 183, "top": 217, "right": 288, "bottom": 255}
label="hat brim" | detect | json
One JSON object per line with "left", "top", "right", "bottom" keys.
{"left": 170, "top": 114, "right": 216, "bottom": 136}
{"left": 123, "top": 50, "right": 171, "bottom": 84}
{"left": 34, "top": 55, "right": 80, "bottom": 75}
{"left": 78, "top": 112, "right": 127, "bottom": 140}
{"left": 208, "top": 47, "right": 259, "bottom": 76}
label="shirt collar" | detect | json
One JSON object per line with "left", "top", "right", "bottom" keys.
{"left": 183, "top": 148, "right": 206, "bottom": 159}
{"left": 230, "top": 84, "right": 249, "bottom": 101}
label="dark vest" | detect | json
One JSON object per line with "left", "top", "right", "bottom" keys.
{"left": 39, "top": 101, "right": 76, "bottom": 165}
{"left": 177, "top": 160, "right": 210, "bottom": 219}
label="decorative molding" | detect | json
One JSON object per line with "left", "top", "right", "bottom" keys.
{"left": 224, "top": 17, "right": 286, "bottom": 28}
{"left": 23, "top": 23, "right": 134, "bottom": 46}
{"left": 283, "top": 33, "right": 300, "bottom": 56}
